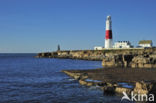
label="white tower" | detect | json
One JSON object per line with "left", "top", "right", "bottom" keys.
{"left": 105, "top": 16, "right": 113, "bottom": 48}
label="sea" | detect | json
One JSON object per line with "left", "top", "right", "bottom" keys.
{"left": 0, "top": 53, "right": 121, "bottom": 103}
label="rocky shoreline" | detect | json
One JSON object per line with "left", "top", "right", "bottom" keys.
{"left": 36, "top": 48, "right": 156, "bottom": 68}
{"left": 62, "top": 68, "right": 156, "bottom": 96}
{"left": 36, "top": 48, "right": 156, "bottom": 101}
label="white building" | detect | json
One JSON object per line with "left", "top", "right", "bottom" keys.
{"left": 113, "top": 41, "right": 133, "bottom": 48}
{"left": 138, "top": 40, "right": 152, "bottom": 48}
{"left": 94, "top": 46, "right": 104, "bottom": 50}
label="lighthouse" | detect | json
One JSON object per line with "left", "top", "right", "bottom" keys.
{"left": 105, "top": 16, "right": 113, "bottom": 48}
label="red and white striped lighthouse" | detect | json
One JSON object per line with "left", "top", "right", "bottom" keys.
{"left": 105, "top": 16, "right": 113, "bottom": 48}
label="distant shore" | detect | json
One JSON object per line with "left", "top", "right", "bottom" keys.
{"left": 35, "top": 48, "right": 146, "bottom": 61}
{"left": 36, "top": 48, "right": 156, "bottom": 68}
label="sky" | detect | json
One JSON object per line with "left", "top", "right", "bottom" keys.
{"left": 0, "top": 0, "right": 156, "bottom": 53}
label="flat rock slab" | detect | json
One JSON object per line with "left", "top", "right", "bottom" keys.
{"left": 63, "top": 68, "right": 156, "bottom": 83}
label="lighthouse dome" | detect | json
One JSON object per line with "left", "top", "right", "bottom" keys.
{"left": 107, "top": 16, "right": 111, "bottom": 20}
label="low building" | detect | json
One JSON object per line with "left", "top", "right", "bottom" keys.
{"left": 113, "top": 41, "right": 133, "bottom": 48}
{"left": 94, "top": 46, "right": 104, "bottom": 50}
{"left": 138, "top": 40, "right": 153, "bottom": 48}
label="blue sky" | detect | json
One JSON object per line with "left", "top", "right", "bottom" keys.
{"left": 0, "top": 0, "right": 156, "bottom": 53}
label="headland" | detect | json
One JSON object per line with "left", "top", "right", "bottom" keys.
{"left": 36, "top": 48, "right": 156, "bottom": 68}
{"left": 36, "top": 48, "right": 156, "bottom": 96}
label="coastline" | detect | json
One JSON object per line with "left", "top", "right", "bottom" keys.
{"left": 36, "top": 48, "right": 147, "bottom": 61}
{"left": 36, "top": 48, "right": 156, "bottom": 68}
{"left": 62, "top": 68, "right": 156, "bottom": 95}
{"left": 36, "top": 48, "right": 156, "bottom": 98}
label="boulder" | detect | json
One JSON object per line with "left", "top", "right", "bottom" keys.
{"left": 133, "top": 82, "right": 153, "bottom": 94}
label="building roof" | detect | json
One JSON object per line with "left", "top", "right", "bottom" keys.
{"left": 138, "top": 40, "right": 152, "bottom": 44}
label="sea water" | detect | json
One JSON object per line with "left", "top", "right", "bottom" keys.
{"left": 0, "top": 54, "right": 121, "bottom": 103}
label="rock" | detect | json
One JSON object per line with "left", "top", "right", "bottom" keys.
{"left": 131, "top": 55, "right": 156, "bottom": 68}
{"left": 97, "top": 82, "right": 107, "bottom": 86}
{"left": 132, "top": 55, "right": 150, "bottom": 64}
{"left": 143, "top": 64, "right": 153, "bottom": 68}
{"left": 103, "top": 86, "right": 116, "bottom": 95}
{"left": 115, "top": 87, "right": 131, "bottom": 94}
{"left": 86, "top": 82, "right": 94, "bottom": 86}
{"left": 133, "top": 82, "right": 152, "bottom": 94}
{"left": 36, "top": 48, "right": 156, "bottom": 68}
{"left": 131, "top": 63, "right": 137, "bottom": 68}
{"left": 78, "top": 79, "right": 94, "bottom": 86}
{"left": 73, "top": 75, "right": 81, "bottom": 80}
{"left": 102, "top": 54, "right": 124, "bottom": 67}
{"left": 80, "top": 73, "right": 89, "bottom": 80}
{"left": 62, "top": 71, "right": 81, "bottom": 80}
{"left": 79, "top": 79, "right": 87, "bottom": 85}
